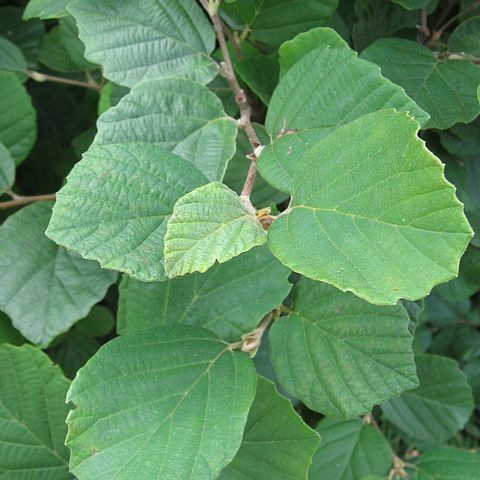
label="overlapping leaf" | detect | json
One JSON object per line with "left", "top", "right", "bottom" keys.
{"left": 94, "top": 78, "right": 237, "bottom": 181}
{"left": 0, "top": 36, "right": 27, "bottom": 73}
{"left": 23, "top": 0, "right": 71, "bottom": 19}
{"left": 118, "top": 246, "right": 291, "bottom": 341}
{"left": 0, "top": 202, "right": 116, "bottom": 347}
{"left": 269, "top": 278, "right": 418, "bottom": 417}
{"left": 449, "top": 16, "right": 480, "bottom": 58}
{"left": 66, "top": 325, "right": 256, "bottom": 480}
{"left": 0, "top": 344, "right": 71, "bottom": 479}
{"left": 68, "top": 0, "right": 218, "bottom": 87}
{"left": 0, "top": 142, "right": 15, "bottom": 193}
{"left": 47, "top": 142, "right": 208, "bottom": 281}
{"left": 266, "top": 110, "right": 472, "bottom": 305}
{"left": 164, "top": 182, "right": 267, "bottom": 278}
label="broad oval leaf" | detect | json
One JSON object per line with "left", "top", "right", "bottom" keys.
{"left": 449, "top": 16, "right": 480, "bottom": 58}
{"left": 381, "top": 354, "right": 474, "bottom": 443}
{"left": 23, "top": 0, "right": 71, "bottom": 19}
{"left": 0, "top": 36, "right": 27, "bottom": 73}
{"left": 0, "top": 71, "right": 36, "bottom": 164}
{"left": 267, "top": 109, "right": 472, "bottom": 305}
{"left": 361, "top": 38, "right": 480, "bottom": 129}
{"left": 219, "top": 376, "right": 320, "bottom": 480}
{"left": 0, "top": 142, "right": 15, "bottom": 193}
{"left": 0, "top": 202, "right": 117, "bottom": 348}
{"left": 309, "top": 418, "right": 392, "bottom": 480}
{"left": 94, "top": 78, "right": 237, "bottom": 181}
{"left": 0, "top": 344, "right": 71, "bottom": 479}
{"left": 66, "top": 325, "right": 257, "bottom": 480}
{"left": 269, "top": 278, "right": 418, "bottom": 418}
{"left": 46, "top": 142, "right": 208, "bottom": 281}
{"left": 118, "top": 246, "right": 291, "bottom": 341}
{"left": 68, "top": 0, "right": 217, "bottom": 87}
{"left": 164, "top": 182, "right": 267, "bottom": 278}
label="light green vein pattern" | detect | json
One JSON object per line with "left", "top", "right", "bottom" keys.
{"left": 66, "top": 325, "right": 256, "bottom": 480}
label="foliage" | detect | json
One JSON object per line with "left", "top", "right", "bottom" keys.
{"left": 0, "top": 0, "right": 479, "bottom": 479}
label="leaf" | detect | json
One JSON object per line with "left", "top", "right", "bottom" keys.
{"left": 269, "top": 278, "right": 418, "bottom": 418}
{"left": 68, "top": 0, "right": 218, "bottom": 87}
{"left": 119, "top": 246, "right": 290, "bottom": 341}
{"left": 94, "top": 78, "right": 237, "bottom": 181}
{"left": 389, "top": 0, "right": 431, "bottom": 10}
{"left": 76, "top": 305, "right": 114, "bottom": 338}
{"left": 164, "top": 182, "right": 267, "bottom": 278}
{"left": 360, "top": 38, "right": 480, "bottom": 129}
{"left": 449, "top": 16, "right": 480, "bottom": 58}
{"left": 46, "top": 142, "right": 208, "bottom": 281}
{"left": 0, "top": 312, "right": 25, "bottom": 346}
{"left": 381, "top": 354, "right": 474, "bottom": 443}
{"left": 24, "top": 0, "right": 71, "bottom": 19}
{"left": 0, "top": 36, "right": 27, "bottom": 73}
{"left": 219, "top": 376, "right": 320, "bottom": 480}
{"left": 258, "top": 41, "right": 429, "bottom": 193}
{"left": 221, "top": 0, "right": 338, "bottom": 46}
{"left": 266, "top": 109, "right": 472, "bottom": 305}
{"left": 0, "top": 71, "right": 36, "bottom": 164}
{"left": 59, "top": 16, "right": 96, "bottom": 70}
{"left": 66, "top": 325, "right": 257, "bottom": 480}
{"left": 0, "top": 344, "right": 71, "bottom": 479}
{"left": 413, "top": 446, "right": 480, "bottom": 480}
{"left": 309, "top": 418, "right": 392, "bottom": 479}
{"left": 0, "top": 142, "right": 15, "bottom": 193}
{"left": 0, "top": 203, "right": 117, "bottom": 348}
{"left": 278, "top": 26, "right": 349, "bottom": 77}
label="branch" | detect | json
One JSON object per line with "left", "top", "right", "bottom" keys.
{"left": 0, "top": 193, "right": 56, "bottom": 210}
{"left": 202, "top": 0, "right": 261, "bottom": 209}
{"left": 417, "top": 8, "right": 429, "bottom": 44}
{"left": 27, "top": 70, "right": 101, "bottom": 91}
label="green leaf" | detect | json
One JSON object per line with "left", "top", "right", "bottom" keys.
{"left": 221, "top": 0, "right": 338, "bottom": 46}
{"left": 94, "top": 78, "right": 237, "bottom": 181}
{"left": 361, "top": 38, "right": 480, "bottom": 129}
{"left": 278, "top": 27, "right": 349, "bottom": 77}
{"left": 68, "top": 0, "right": 217, "bottom": 87}
{"left": 390, "top": 0, "right": 431, "bottom": 10}
{"left": 76, "top": 305, "right": 114, "bottom": 338}
{"left": 0, "top": 344, "right": 71, "bottom": 479}
{"left": 266, "top": 110, "right": 472, "bottom": 305}
{"left": 464, "top": 359, "right": 480, "bottom": 406}
{"left": 0, "top": 202, "right": 117, "bottom": 348}
{"left": 164, "top": 182, "right": 267, "bottom": 278}
{"left": 434, "top": 246, "right": 480, "bottom": 301}
{"left": 24, "top": 0, "right": 71, "bottom": 19}
{"left": 47, "top": 142, "right": 208, "bottom": 281}
{"left": 0, "top": 36, "right": 27, "bottom": 73}
{"left": 0, "top": 71, "right": 36, "bottom": 164}
{"left": 59, "top": 16, "right": 96, "bottom": 70}
{"left": 258, "top": 41, "right": 429, "bottom": 193}
{"left": 0, "top": 312, "right": 25, "bottom": 346}
{"left": 118, "top": 246, "right": 291, "bottom": 341}
{"left": 66, "top": 325, "right": 256, "bottom": 480}
{"left": 0, "top": 142, "right": 15, "bottom": 193}
{"left": 449, "top": 16, "right": 480, "bottom": 58}
{"left": 309, "top": 418, "right": 392, "bottom": 479}
{"left": 381, "top": 354, "right": 474, "bottom": 443}
{"left": 414, "top": 447, "right": 480, "bottom": 480}
{"left": 219, "top": 376, "right": 320, "bottom": 480}
{"left": 269, "top": 278, "right": 418, "bottom": 418}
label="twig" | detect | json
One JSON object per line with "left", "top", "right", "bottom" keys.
{"left": 0, "top": 193, "right": 56, "bottom": 210}
{"left": 434, "top": 51, "right": 480, "bottom": 64}
{"left": 27, "top": 70, "right": 101, "bottom": 91}
{"left": 417, "top": 8, "right": 429, "bottom": 44}
{"left": 201, "top": 0, "right": 261, "bottom": 210}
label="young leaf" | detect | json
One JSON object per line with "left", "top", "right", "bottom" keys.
{"left": 68, "top": 0, "right": 218, "bottom": 87}
{"left": 361, "top": 38, "right": 480, "bottom": 129}
{"left": 0, "top": 344, "right": 71, "bottom": 479}
{"left": 381, "top": 354, "right": 474, "bottom": 443}
{"left": 164, "top": 182, "right": 267, "bottom": 278}
{"left": 0, "top": 36, "right": 27, "bottom": 73}
{"left": 23, "top": 0, "right": 71, "bottom": 19}
{"left": 0, "top": 142, "right": 15, "bottom": 193}
{"left": 269, "top": 278, "right": 418, "bottom": 418}
{"left": 219, "top": 376, "right": 320, "bottom": 480}
{"left": 0, "top": 71, "right": 36, "bottom": 164}
{"left": 66, "top": 325, "right": 257, "bottom": 480}
{"left": 413, "top": 446, "right": 480, "bottom": 479}
{"left": 221, "top": 0, "right": 338, "bottom": 46}
{"left": 94, "top": 78, "right": 237, "bottom": 181}
{"left": 0, "top": 202, "right": 117, "bottom": 348}
{"left": 46, "top": 142, "right": 208, "bottom": 281}
{"left": 266, "top": 110, "right": 472, "bottom": 305}
{"left": 118, "top": 246, "right": 291, "bottom": 341}
{"left": 309, "top": 418, "right": 392, "bottom": 479}
{"left": 449, "top": 16, "right": 480, "bottom": 58}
